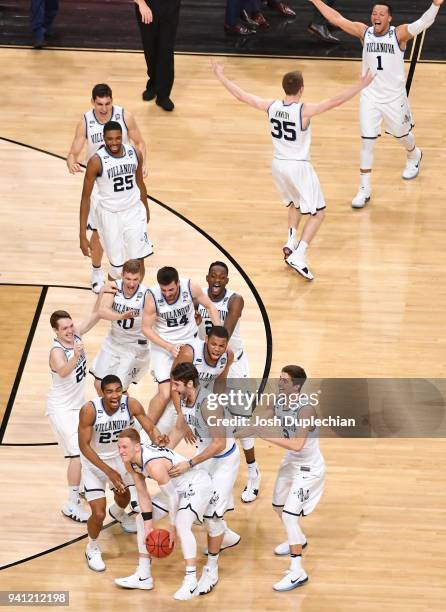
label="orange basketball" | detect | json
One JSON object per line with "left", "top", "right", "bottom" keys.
{"left": 145, "top": 529, "right": 173, "bottom": 558}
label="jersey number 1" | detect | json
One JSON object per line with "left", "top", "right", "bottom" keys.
{"left": 376, "top": 56, "right": 383, "bottom": 71}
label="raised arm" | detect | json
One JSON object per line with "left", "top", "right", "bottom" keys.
{"left": 79, "top": 155, "right": 101, "bottom": 257}
{"left": 309, "top": 0, "right": 367, "bottom": 39}
{"left": 67, "top": 118, "right": 86, "bottom": 174}
{"left": 301, "top": 71, "right": 374, "bottom": 123}
{"left": 212, "top": 61, "right": 273, "bottom": 111}
{"left": 190, "top": 282, "right": 220, "bottom": 326}
{"left": 225, "top": 293, "right": 244, "bottom": 338}
{"left": 125, "top": 110, "right": 148, "bottom": 178}
{"left": 397, "top": 0, "right": 443, "bottom": 43}
{"left": 76, "top": 291, "right": 105, "bottom": 336}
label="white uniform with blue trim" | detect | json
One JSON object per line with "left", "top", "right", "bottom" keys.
{"left": 268, "top": 100, "right": 325, "bottom": 215}
{"left": 84, "top": 105, "right": 128, "bottom": 231}
{"left": 185, "top": 337, "right": 228, "bottom": 389}
{"left": 149, "top": 279, "right": 198, "bottom": 383}
{"left": 90, "top": 281, "right": 151, "bottom": 389}
{"left": 272, "top": 400, "right": 325, "bottom": 517}
{"left": 180, "top": 386, "right": 240, "bottom": 518}
{"left": 94, "top": 144, "right": 153, "bottom": 270}
{"left": 131, "top": 444, "right": 212, "bottom": 522}
{"left": 46, "top": 335, "right": 87, "bottom": 458}
{"left": 360, "top": 26, "right": 414, "bottom": 138}
{"left": 81, "top": 395, "right": 135, "bottom": 501}
{"left": 197, "top": 288, "right": 249, "bottom": 378}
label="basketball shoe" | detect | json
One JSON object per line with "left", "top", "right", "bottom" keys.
{"left": 85, "top": 543, "right": 106, "bottom": 572}
{"left": 241, "top": 467, "right": 261, "bottom": 502}
{"left": 109, "top": 504, "right": 137, "bottom": 533}
{"left": 61, "top": 500, "right": 90, "bottom": 523}
{"left": 351, "top": 186, "right": 371, "bottom": 209}
{"left": 197, "top": 565, "right": 218, "bottom": 595}
{"left": 115, "top": 571, "right": 153, "bottom": 590}
{"left": 286, "top": 251, "right": 314, "bottom": 281}
{"left": 402, "top": 148, "right": 422, "bottom": 180}
{"left": 203, "top": 524, "right": 241, "bottom": 555}
{"left": 273, "top": 568, "right": 308, "bottom": 591}
{"left": 274, "top": 539, "right": 308, "bottom": 556}
{"left": 174, "top": 575, "right": 198, "bottom": 600}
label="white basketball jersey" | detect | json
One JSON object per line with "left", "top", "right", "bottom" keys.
{"left": 109, "top": 280, "right": 148, "bottom": 345}
{"left": 131, "top": 444, "right": 192, "bottom": 490}
{"left": 84, "top": 105, "right": 129, "bottom": 162}
{"left": 181, "top": 387, "right": 234, "bottom": 455}
{"left": 95, "top": 144, "right": 140, "bottom": 212}
{"left": 267, "top": 101, "right": 311, "bottom": 161}
{"left": 149, "top": 279, "right": 197, "bottom": 343}
{"left": 90, "top": 395, "right": 134, "bottom": 459}
{"left": 362, "top": 26, "right": 406, "bottom": 102}
{"left": 47, "top": 335, "right": 87, "bottom": 413}
{"left": 186, "top": 337, "right": 228, "bottom": 389}
{"left": 197, "top": 288, "right": 244, "bottom": 355}
{"left": 274, "top": 401, "right": 325, "bottom": 469}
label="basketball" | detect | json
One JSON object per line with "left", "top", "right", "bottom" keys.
{"left": 145, "top": 529, "right": 173, "bottom": 558}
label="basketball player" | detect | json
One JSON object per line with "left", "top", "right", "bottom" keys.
{"left": 141, "top": 266, "right": 220, "bottom": 429}
{"left": 90, "top": 259, "right": 150, "bottom": 393}
{"left": 169, "top": 363, "right": 241, "bottom": 596}
{"left": 46, "top": 305, "right": 102, "bottom": 523}
{"left": 259, "top": 365, "right": 325, "bottom": 591}
{"left": 212, "top": 61, "right": 374, "bottom": 280}
{"left": 116, "top": 427, "right": 213, "bottom": 600}
{"left": 78, "top": 375, "right": 167, "bottom": 572}
{"left": 79, "top": 121, "right": 153, "bottom": 281}
{"left": 197, "top": 261, "right": 261, "bottom": 502}
{"left": 67, "top": 83, "right": 148, "bottom": 292}
{"left": 309, "top": 0, "right": 444, "bottom": 208}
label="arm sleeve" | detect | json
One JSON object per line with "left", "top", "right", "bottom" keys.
{"left": 407, "top": 3, "right": 439, "bottom": 36}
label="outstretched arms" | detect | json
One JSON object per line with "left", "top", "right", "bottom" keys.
{"left": 212, "top": 61, "right": 274, "bottom": 111}
{"left": 397, "top": 0, "right": 443, "bottom": 43}
{"left": 309, "top": 0, "right": 367, "bottom": 39}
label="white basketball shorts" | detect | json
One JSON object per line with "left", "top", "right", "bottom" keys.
{"left": 151, "top": 468, "right": 213, "bottom": 523}
{"left": 47, "top": 409, "right": 80, "bottom": 458}
{"left": 272, "top": 459, "right": 325, "bottom": 516}
{"left": 272, "top": 159, "right": 326, "bottom": 215}
{"left": 96, "top": 201, "right": 153, "bottom": 270}
{"left": 90, "top": 336, "right": 150, "bottom": 390}
{"left": 203, "top": 442, "right": 240, "bottom": 519}
{"left": 87, "top": 184, "right": 100, "bottom": 231}
{"left": 81, "top": 453, "right": 133, "bottom": 501}
{"left": 360, "top": 92, "right": 414, "bottom": 139}
{"left": 228, "top": 350, "right": 250, "bottom": 379}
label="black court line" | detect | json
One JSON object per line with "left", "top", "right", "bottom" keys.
{"left": 406, "top": 33, "right": 424, "bottom": 96}
{"left": 0, "top": 286, "right": 48, "bottom": 444}
{"left": 0, "top": 520, "right": 117, "bottom": 571}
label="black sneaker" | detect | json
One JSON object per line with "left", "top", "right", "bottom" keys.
{"left": 156, "top": 97, "right": 175, "bottom": 112}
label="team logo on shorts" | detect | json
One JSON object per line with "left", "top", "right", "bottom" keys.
{"left": 209, "top": 491, "right": 220, "bottom": 505}
{"left": 295, "top": 488, "right": 310, "bottom": 503}
{"left": 182, "top": 484, "right": 196, "bottom": 500}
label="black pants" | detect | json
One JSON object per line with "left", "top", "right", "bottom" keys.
{"left": 135, "top": 0, "right": 181, "bottom": 100}
{"left": 312, "top": 0, "right": 336, "bottom": 26}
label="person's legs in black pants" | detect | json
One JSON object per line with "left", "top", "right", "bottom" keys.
{"left": 135, "top": 2, "right": 160, "bottom": 99}
{"left": 156, "top": 0, "right": 180, "bottom": 104}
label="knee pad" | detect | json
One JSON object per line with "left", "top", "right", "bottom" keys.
{"left": 241, "top": 437, "right": 254, "bottom": 451}
{"left": 282, "top": 510, "right": 305, "bottom": 546}
{"left": 109, "top": 264, "right": 122, "bottom": 279}
{"left": 360, "top": 137, "right": 376, "bottom": 169}
{"left": 205, "top": 517, "right": 225, "bottom": 538}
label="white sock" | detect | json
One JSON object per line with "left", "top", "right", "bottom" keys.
{"left": 360, "top": 172, "right": 371, "bottom": 190}
{"left": 138, "top": 556, "right": 151, "bottom": 577}
{"left": 88, "top": 537, "right": 98, "bottom": 548}
{"left": 207, "top": 553, "right": 219, "bottom": 570}
{"left": 247, "top": 461, "right": 258, "bottom": 479}
{"left": 68, "top": 486, "right": 79, "bottom": 503}
{"left": 185, "top": 566, "right": 196, "bottom": 579}
{"left": 290, "top": 554, "right": 302, "bottom": 572}
{"left": 295, "top": 241, "right": 308, "bottom": 257}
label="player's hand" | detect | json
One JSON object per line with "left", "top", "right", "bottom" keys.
{"left": 67, "top": 158, "right": 83, "bottom": 174}
{"left": 211, "top": 60, "right": 225, "bottom": 80}
{"left": 107, "top": 469, "right": 126, "bottom": 493}
{"left": 168, "top": 461, "right": 189, "bottom": 477}
{"left": 73, "top": 342, "right": 84, "bottom": 359}
{"left": 142, "top": 165, "right": 148, "bottom": 178}
{"left": 121, "top": 310, "right": 137, "bottom": 320}
{"left": 360, "top": 69, "right": 375, "bottom": 88}
{"left": 138, "top": 1, "right": 153, "bottom": 23}
{"left": 168, "top": 525, "right": 176, "bottom": 548}
{"left": 433, "top": 0, "right": 444, "bottom": 7}
{"left": 151, "top": 428, "right": 170, "bottom": 447}
{"left": 194, "top": 312, "right": 202, "bottom": 326}
{"left": 169, "top": 344, "right": 183, "bottom": 358}
{"left": 79, "top": 236, "right": 91, "bottom": 257}
{"left": 183, "top": 424, "right": 197, "bottom": 445}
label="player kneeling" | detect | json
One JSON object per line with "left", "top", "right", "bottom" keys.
{"left": 115, "top": 428, "right": 213, "bottom": 600}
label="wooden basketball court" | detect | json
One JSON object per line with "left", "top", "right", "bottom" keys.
{"left": 0, "top": 48, "right": 445, "bottom": 610}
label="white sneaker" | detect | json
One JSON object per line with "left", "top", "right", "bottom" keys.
{"left": 273, "top": 569, "right": 308, "bottom": 591}
{"left": 173, "top": 576, "right": 198, "bottom": 600}
{"left": 197, "top": 566, "right": 218, "bottom": 595}
{"left": 61, "top": 500, "right": 90, "bottom": 523}
{"left": 282, "top": 240, "right": 298, "bottom": 260}
{"left": 286, "top": 252, "right": 314, "bottom": 281}
{"left": 402, "top": 148, "right": 422, "bottom": 180}
{"left": 109, "top": 504, "right": 137, "bottom": 534}
{"left": 85, "top": 543, "right": 106, "bottom": 572}
{"left": 241, "top": 468, "right": 261, "bottom": 503}
{"left": 351, "top": 186, "right": 371, "bottom": 209}
{"left": 115, "top": 571, "right": 153, "bottom": 590}
{"left": 274, "top": 539, "right": 308, "bottom": 556}
{"left": 203, "top": 527, "right": 241, "bottom": 555}
{"left": 90, "top": 268, "right": 105, "bottom": 294}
